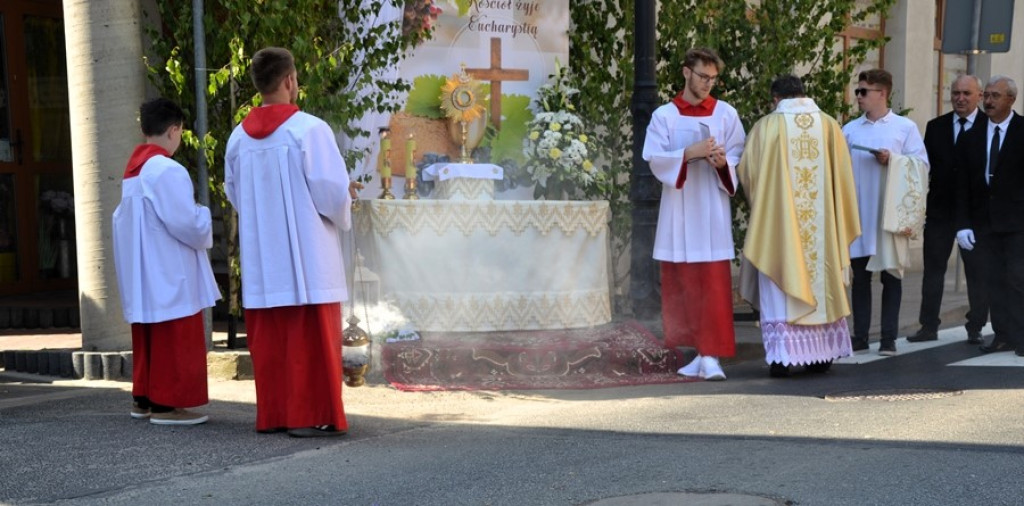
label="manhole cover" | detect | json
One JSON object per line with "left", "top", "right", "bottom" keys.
{"left": 824, "top": 388, "right": 964, "bottom": 402}
{"left": 585, "top": 492, "right": 782, "bottom": 505}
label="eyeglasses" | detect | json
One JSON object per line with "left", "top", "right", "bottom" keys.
{"left": 854, "top": 88, "right": 882, "bottom": 97}
{"left": 687, "top": 67, "right": 719, "bottom": 85}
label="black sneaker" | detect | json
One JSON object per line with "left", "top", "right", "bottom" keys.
{"left": 851, "top": 337, "right": 869, "bottom": 352}
{"left": 878, "top": 339, "right": 897, "bottom": 356}
{"left": 906, "top": 328, "right": 937, "bottom": 342}
{"left": 966, "top": 329, "right": 983, "bottom": 345}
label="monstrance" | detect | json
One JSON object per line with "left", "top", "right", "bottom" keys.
{"left": 440, "top": 64, "right": 486, "bottom": 163}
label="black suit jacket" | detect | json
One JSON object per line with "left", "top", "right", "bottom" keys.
{"left": 925, "top": 111, "right": 977, "bottom": 220}
{"left": 955, "top": 112, "right": 1024, "bottom": 234}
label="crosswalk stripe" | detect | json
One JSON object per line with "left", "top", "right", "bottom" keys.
{"left": 833, "top": 324, "right": 1024, "bottom": 367}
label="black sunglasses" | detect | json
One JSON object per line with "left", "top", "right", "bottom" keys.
{"left": 854, "top": 88, "right": 882, "bottom": 97}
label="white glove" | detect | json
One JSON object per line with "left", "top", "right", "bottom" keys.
{"left": 956, "top": 229, "right": 975, "bottom": 251}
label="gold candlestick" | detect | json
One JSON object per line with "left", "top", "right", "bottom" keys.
{"left": 379, "top": 176, "right": 396, "bottom": 200}
{"left": 378, "top": 128, "right": 395, "bottom": 199}
{"left": 404, "top": 133, "right": 419, "bottom": 199}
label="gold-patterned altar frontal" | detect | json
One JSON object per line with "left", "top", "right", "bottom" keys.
{"left": 357, "top": 200, "right": 610, "bottom": 238}
{"left": 395, "top": 289, "right": 611, "bottom": 331}
{"left": 435, "top": 178, "right": 495, "bottom": 200}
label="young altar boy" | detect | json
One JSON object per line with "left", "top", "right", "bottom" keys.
{"left": 112, "top": 97, "right": 221, "bottom": 426}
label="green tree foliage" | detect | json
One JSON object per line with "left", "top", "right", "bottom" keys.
{"left": 144, "top": 1, "right": 427, "bottom": 316}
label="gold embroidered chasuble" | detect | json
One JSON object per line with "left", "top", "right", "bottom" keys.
{"left": 738, "top": 98, "right": 861, "bottom": 325}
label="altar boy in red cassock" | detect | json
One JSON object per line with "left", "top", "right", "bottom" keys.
{"left": 225, "top": 47, "right": 360, "bottom": 438}
{"left": 641, "top": 47, "right": 745, "bottom": 381}
{"left": 113, "top": 98, "right": 221, "bottom": 425}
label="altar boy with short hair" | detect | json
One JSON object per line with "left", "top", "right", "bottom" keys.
{"left": 113, "top": 97, "right": 221, "bottom": 425}
{"left": 225, "top": 47, "right": 360, "bottom": 437}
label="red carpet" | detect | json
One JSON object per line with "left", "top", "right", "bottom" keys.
{"left": 382, "top": 320, "right": 698, "bottom": 391}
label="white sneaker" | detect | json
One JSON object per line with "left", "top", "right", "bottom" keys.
{"left": 677, "top": 355, "right": 702, "bottom": 377}
{"left": 700, "top": 356, "right": 727, "bottom": 381}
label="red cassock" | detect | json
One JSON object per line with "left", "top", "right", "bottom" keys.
{"left": 660, "top": 261, "right": 735, "bottom": 357}
{"left": 131, "top": 311, "right": 209, "bottom": 408}
{"left": 245, "top": 303, "right": 348, "bottom": 432}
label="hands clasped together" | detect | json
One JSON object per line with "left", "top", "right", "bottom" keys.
{"left": 686, "top": 137, "right": 728, "bottom": 170}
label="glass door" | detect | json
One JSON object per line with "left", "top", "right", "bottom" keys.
{"left": 0, "top": 0, "right": 72, "bottom": 294}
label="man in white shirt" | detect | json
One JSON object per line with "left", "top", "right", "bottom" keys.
{"left": 225, "top": 47, "right": 361, "bottom": 437}
{"left": 842, "top": 69, "right": 929, "bottom": 356}
{"left": 955, "top": 76, "right": 1024, "bottom": 356}
{"left": 642, "top": 47, "right": 745, "bottom": 380}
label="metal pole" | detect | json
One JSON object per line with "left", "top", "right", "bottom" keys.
{"left": 192, "top": 0, "right": 213, "bottom": 348}
{"left": 629, "top": 1, "right": 661, "bottom": 319}
{"left": 966, "top": 0, "right": 983, "bottom": 75}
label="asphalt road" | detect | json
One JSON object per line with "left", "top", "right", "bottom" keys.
{"left": 2, "top": 325, "right": 1024, "bottom": 506}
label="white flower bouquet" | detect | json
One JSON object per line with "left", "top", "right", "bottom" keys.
{"left": 522, "top": 62, "right": 598, "bottom": 199}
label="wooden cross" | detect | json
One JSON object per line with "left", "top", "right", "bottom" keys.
{"left": 466, "top": 37, "right": 529, "bottom": 130}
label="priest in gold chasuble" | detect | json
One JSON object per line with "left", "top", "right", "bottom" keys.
{"left": 737, "top": 75, "right": 861, "bottom": 377}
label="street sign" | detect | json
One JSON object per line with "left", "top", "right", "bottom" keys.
{"left": 941, "top": 0, "right": 1014, "bottom": 54}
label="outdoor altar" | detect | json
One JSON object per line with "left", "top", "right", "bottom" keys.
{"left": 353, "top": 183, "right": 611, "bottom": 332}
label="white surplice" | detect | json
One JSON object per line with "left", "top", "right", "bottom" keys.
{"left": 642, "top": 100, "right": 745, "bottom": 263}
{"left": 842, "top": 110, "right": 929, "bottom": 259}
{"left": 113, "top": 155, "right": 220, "bottom": 323}
{"left": 225, "top": 111, "right": 353, "bottom": 309}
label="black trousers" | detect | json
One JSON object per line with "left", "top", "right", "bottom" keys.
{"left": 851, "top": 256, "right": 901, "bottom": 341}
{"left": 986, "top": 231, "right": 1024, "bottom": 347}
{"left": 918, "top": 218, "right": 990, "bottom": 333}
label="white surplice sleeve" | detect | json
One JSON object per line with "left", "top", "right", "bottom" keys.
{"left": 642, "top": 110, "right": 688, "bottom": 188}
{"left": 719, "top": 109, "right": 745, "bottom": 195}
{"left": 149, "top": 164, "right": 213, "bottom": 251}
{"left": 303, "top": 121, "right": 353, "bottom": 231}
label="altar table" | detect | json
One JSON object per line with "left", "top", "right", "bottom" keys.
{"left": 354, "top": 199, "right": 611, "bottom": 331}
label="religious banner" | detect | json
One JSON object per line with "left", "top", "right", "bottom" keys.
{"left": 367, "top": 0, "right": 569, "bottom": 197}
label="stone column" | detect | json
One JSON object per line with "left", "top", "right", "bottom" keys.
{"left": 884, "top": 0, "right": 937, "bottom": 127}
{"left": 63, "top": 0, "right": 146, "bottom": 350}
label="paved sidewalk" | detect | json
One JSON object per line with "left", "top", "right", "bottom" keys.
{"left": 0, "top": 258, "right": 975, "bottom": 370}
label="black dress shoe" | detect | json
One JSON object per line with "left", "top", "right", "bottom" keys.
{"left": 288, "top": 425, "right": 347, "bottom": 438}
{"left": 851, "top": 338, "right": 869, "bottom": 352}
{"left": 769, "top": 362, "right": 790, "bottom": 378}
{"left": 966, "top": 330, "right": 983, "bottom": 345}
{"left": 906, "top": 328, "right": 938, "bottom": 342}
{"left": 979, "top": 340, "right": 1014, "bottom": 354}
{"left": 805, "top": 360, "right": 833, "bottom": 374}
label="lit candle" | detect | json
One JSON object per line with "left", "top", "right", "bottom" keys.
{"left": 378, "top": 131, "right": 391, "bottom": 179}
{"left": 405, "top": 133, "right": 417, "bottom": 181}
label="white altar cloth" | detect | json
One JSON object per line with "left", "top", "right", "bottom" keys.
{"left": 354, "top": 199, "right": 611, "bottom": 331}
{"left": 422, "top": 162, "right": 503, "bottom": 181}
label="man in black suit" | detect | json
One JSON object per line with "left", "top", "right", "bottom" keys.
{"left": 955, "top": 76, "right": 1024, "bottom": 355}
{"left": 908, "top": 75, "right": 988, "bottom": 344}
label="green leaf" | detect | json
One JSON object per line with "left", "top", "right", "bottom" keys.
{"left": 486, "top": 94, "right": 532, "bottom": 164}
{"left": 405, "top": 74, "right": 446, "bottom": 119}
{"left": 455, "top": 0, "right": 472, "bottom": 16}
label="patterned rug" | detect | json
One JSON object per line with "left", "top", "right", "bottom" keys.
{"left": 381, "top": 320, "right": 697, "bottom": 391}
